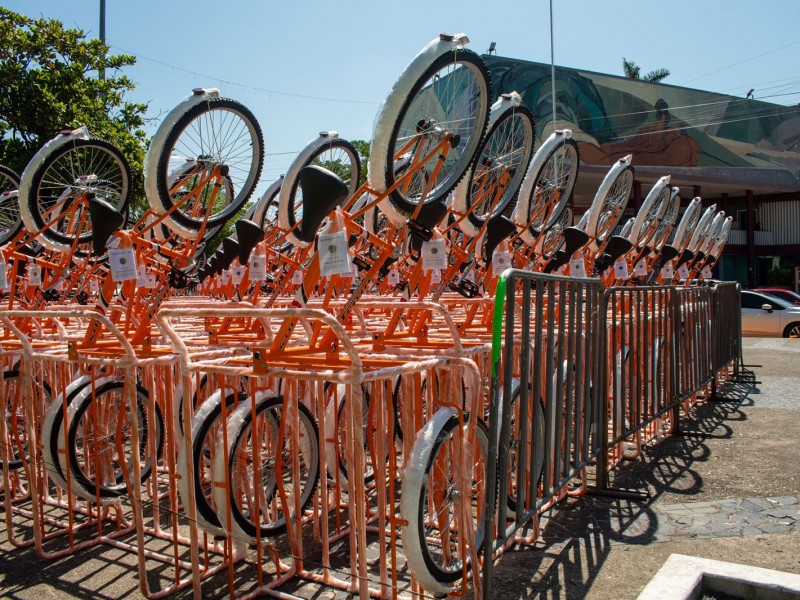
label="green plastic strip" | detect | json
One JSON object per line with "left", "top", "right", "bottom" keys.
{"left": 491, "top": 270, "right": 509, "bottom": 378}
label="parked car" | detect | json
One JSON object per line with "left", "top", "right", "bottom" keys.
{"left": 753, "top": 287, "right": 800, "bottom": 306}
{"left": 741, "top": 290, "right": 800, "bottom": 337}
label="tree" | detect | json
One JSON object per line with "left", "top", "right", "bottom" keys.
{"left": 0, "top": 8, "right": 148, "bottom": 210}
{"left": 622, "top": 58, "right": 670, "bottom": 83}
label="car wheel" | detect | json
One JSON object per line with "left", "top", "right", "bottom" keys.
{"left": 782, "top": 322, "right": 800, "bottom": 338}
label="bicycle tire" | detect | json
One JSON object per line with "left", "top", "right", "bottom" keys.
{"left": 630, "top": 177, "right": 670, "bottom": 251}
{"left": 66, "top": 380, "right": 163, "bottom": 500}
{"left": 253, "top": 176, "right": 283, "bottom": 231}
{"left": 519, "top": 137, "right": 580, "bottom": 241}
{"left": 22, "top": 138, "right": 131, "bottom": 251}
{"left": 455, "top": 102, "right": 535, "bottom": 235}
{"left": 0, "top": 165, "right": 22, "bottom": 246}
{"left": 177, "top": 387, "right": 239, "bottom": 535}
{"left": 279, "top": 137, "right": 360, "bottom": 243}
{"left": 503, "top": 382, "right": 546, "bottom": 515}
{"left": 1, "top": 369, "right": 51, "bottom": 470}
{"left": 154, "top": 98, "right": 264, "bottom": 233}
{"left": 371, "top": 48, "right": 491, "bottom": 221}
{"left": 214, "top": 393, "right": 319, "bottom": 540}
{"left": 585, "top": 158, "right": 634, "bottom": 245}
{"left": 401, "top": 408, "right": 487, "bottom": 594}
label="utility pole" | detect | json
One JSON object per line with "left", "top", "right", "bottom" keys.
{"left": 99, "top": 0, "right": 106, "bottom": 80}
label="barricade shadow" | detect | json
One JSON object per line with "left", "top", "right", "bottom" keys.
{"left": 479, "top": 369, "right": 756, "bottom": 599}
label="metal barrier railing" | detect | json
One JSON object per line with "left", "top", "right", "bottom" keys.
{"left": 597, "top": 286, "right": 677, "bottom": 484}
{"left": 483, "top": 270, "right": 604, "bottom": 595}
{"left": 709, "top": 282, "right": 741, "bottom": 375}
{"left": 675, "top": 286, "right": 714, "bottom": 401}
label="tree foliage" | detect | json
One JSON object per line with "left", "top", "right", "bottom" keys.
{"left": 622, "top": 58, "right": 670, "bottom": 83}
{"left": 0, "top": 8, "right": 148, "bottom": 209}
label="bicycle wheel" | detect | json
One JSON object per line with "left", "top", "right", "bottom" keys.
{"left": 1, "top": 369, "right": 51, "bottom": 470}
{"left": 457, "top": 103, "right": 535, "bottom": 235}
{"left": 177, "top": 387, "right": 240, "bottom": 535}
{"left": 253, "top": 176, "right": 283, "bottom": 231}
{"left": 154, "top": 98, "right": 264, "bottom": 233}
{"left": 521, "top": 138, "right": 579, "bottom": 239}
{"left": 585, "top": 159, "right": 634, "bottom": 245}
{"left": 401, "top": 409, "right": 488, "bottom": 594}
{"left": 214, "top": 394, "right": 319, "bottom": 540}
{"left": 0, "top": 165, "right": 22, "bottom": 246}
{"left": 67, "top": 380, "right": 164, "bottom": 500}
{"left": 650, "top": 190, "right": 680, "bottom": 253}
{"left": 372, "top": 48, "right": 491, "bottom": 219}
{"left": 279, "top": 137, "right": 360, "bottom": 239}
{"left": 503, "top": 383, "right": 546, "bottom": 514}
{"left": 630, "top": 177, "right": 670, "bottom": 251}
{"left": 23, "top": 139, "right": 131, "bottom": 251}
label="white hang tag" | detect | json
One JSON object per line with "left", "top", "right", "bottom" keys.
{"left": 292, "top": 269, "right": 304, "bottom": 285}
{"left": 633, "top": 259, "right": 648, "bottom": 277}
{"left": 678, "top": 264, "right": 690, "bottom": 280}
{"left": 136, "top": 265, "right": 149, "bottom": 288}
{"left": 0, "top": 262, "right": 7, "bottom": 291}
{"left": 430, "top": 269, "right": 441, "bottom": 283}
{"left": 702, "top": 266, "right": 713, "bottom": 280}
{"left": 613, "top": 259, "right": 629, "bottom": 280}
{"left": 342, "top": 260, "right": 358, "bottom": 279}
{"left": 28, "top": 265, "right": 42, "bottom": 287}
{"left": 318, "top": 231, "right": 351, "bottom": 276}
{"left": 492, "top": 251, "right": 511, "bottom": 273}
{"left": 90, "top": 279, "right": 99, "bottom": 293}
{"left": 221, "top": 269, "right": 231, "bottom": 285}
{"left": 146, "top": 274, "right": 157, "bottom": 288}
{"left": 660, "top": 263, "right": 674, "bottom": 279}
{"left": 388, "top": 269, "right": 400, "bottom": 285}
{"left": 54, "top": 279, "right": 64, "bottom": 292}
{"left": 231, "top": 266, "right": 246, "bottom": 284}
{"left": 603, "top": 267, "right": 612, "bottom": 279}
{"left": 422, "top": 239, "right": 447, "bottom": 271}
{"left": 250, "top": 254, "right": 267, "bottom": 281}
{"left": 556, "top": 264, "right": 567, "bottom": 276}
{"left": 109, "top": 247, "right": 137, "bottom": 282}
{"left": 569, "top": 257, "right": 587, "bottom": 278}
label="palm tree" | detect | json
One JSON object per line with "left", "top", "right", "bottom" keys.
{"left": 622, "top": 58, "right": 670, "bottom": 83}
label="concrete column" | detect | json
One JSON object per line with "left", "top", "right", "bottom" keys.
{"left": 746, "top": 189, "right": 755, "bottom": 287}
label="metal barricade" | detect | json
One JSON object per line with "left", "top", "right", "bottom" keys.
{"left": 675, "top": 287, "right": 714, "bottom": 401}
{"left": 598, "top": 286, "right": 678, "bottom": 480}
{"left": 482, "top": 270, "right": 604, "bottom": 598}
{"left": 709, "top": 282, "right": 741, "bottom": 375}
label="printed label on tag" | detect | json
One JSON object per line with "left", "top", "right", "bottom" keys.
{"left": 292, "top": 269, "right": 304, "bottom": 285}
{"left": 678, "top": 265, "right": 690, "bottom": 280}
{"left": 0, "top": 263, "right": 7, "bottom": 291}
{"left": 388, "top": 269, "right": 400, "bottom": 285}
{"left": 422, "top": 239, "right": 447, "bottom": 271}
{"left": 109, "top": 248, "right": 137, "bottom": 282}
{"left": 569, "top": 258, "right": 587, "bottom": 278}
{"left": 613, "top": 259, "right": 629, "bottom": 280}
{"left": 28, "top": 265, "right": 42, "bottom": 287}
{"left": 430, "top": 269, "right": 441, "bottom": 283}
{"left": 492, "top": 251, "right": 511, "bottom": 274}
{"left": 250, "top": 254, "right": 267, "bottom": 280}
{"left": 633, "top": 259, "right": 648, "bottom": 277}
{"left": 231, "top": 266, "right": 245, "bottom": 284}
{"left": 146, "top": 274, "right": 157, "bottom": 288}
{"left": 90, "top": 279, "right": 99, "bottom": 293}
{"left": 556, "top": 264, "right": 567, "bottom": 275}
{"left": 603, "top": 267, "right": 612, "bottom": 279}
{"left": 318, "top": 231, "right": 351, "bottom": 276}
{"left": 660, "top": 263, "right": 674, "bottom": 279}
{"left": 702, "top": 266, "right": 713, "bottom": 280}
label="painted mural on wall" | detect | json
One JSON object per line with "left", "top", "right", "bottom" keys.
{"left": 484, "top": 56, "right": 800, "bottom": 174}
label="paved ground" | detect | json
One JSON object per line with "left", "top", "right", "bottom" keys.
{"left": 1, "top": 337, "right": 798, "bottom": 598}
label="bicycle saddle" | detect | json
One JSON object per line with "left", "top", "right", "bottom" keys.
{"left": 593, "top": 235, "right": 634, "bottom": 273}
{"left": 220, "top": 237, "right": 239, "bottom": 270}
{"left": 298, "top": 165, "right": 349, "bottom": 244}
{"left": 545, "top": 227, "right": 590, "bottom": 272}
{"left": 659, "top": 244, "right": 680, "bottom": 264}
{"left": 235, "top": 219, "right": 265, "bottom": 264}
{"left": 484, "top": 215, "right": 517, "bottom": 263}
{"left": 675, "top": 249, "right": 694, "bottom": 267}
{"left": 408, "top": 198, "right": 448, "bottom": 256}
{"left": 88, "top": 196, "right": 125, "bottom": 256}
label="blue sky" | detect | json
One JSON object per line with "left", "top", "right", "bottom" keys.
{"left": 6, "top": 1, "right": 800, "bottom": 194}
